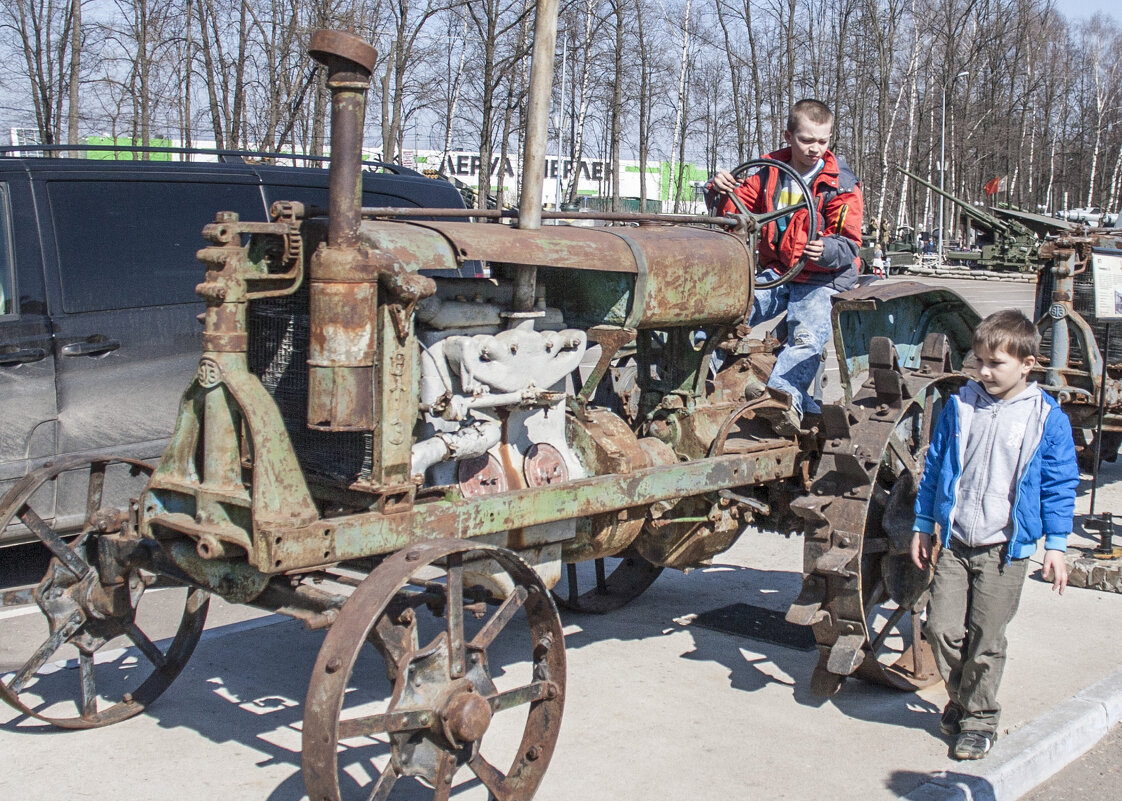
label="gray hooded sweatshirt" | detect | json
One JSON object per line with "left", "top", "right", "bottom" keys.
{"left": 949, "top": 380, "right": 1048, "bottom": 547}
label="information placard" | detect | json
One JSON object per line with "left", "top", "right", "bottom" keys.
{"left": 1092, "top": 251, "right": 1122, "bottom": 321}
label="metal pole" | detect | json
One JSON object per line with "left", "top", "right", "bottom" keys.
{"left": 518, "top": 0, "right": 560, "bottom": 230}
{"left": 513, "top": 0, "right": 559, "bottom": 313}
{"left": 938, "top": 71, "right": 968, "bottom": 262}
{"left": 555, "top": 36, "right": 566, "bottom": 210}
{"left": 938, "top": 84, "right": 946, "bottom": 262}
{"left": 1086, "top": 320, "right": 1119, "bottom": 557}
{"left": 1090, "top": 321, "right": 1110, "bottom": 517}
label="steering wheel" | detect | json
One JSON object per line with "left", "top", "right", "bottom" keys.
{"left": 722, "top": 158, "right": 819, "bottom": 290}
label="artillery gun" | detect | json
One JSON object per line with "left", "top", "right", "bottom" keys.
{"left": 0, "top": 16, "right": 986, "bottom": 801}
{"left": 896, "top": 166, "right": 1041, "bottom": 272}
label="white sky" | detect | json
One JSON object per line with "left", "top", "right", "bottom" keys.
{"left": 1053, "top": 0, "right": 1119, "bottom": 22}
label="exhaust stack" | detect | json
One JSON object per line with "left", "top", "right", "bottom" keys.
{"left": 306, "top": 31, "right": 379, "bottom": 430}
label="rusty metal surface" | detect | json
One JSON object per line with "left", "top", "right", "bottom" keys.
{"left": 0, "top": 456, "right": 211, "bottom": 727}
{"left": 831, "top": 280, "right": 980, "bottom": 405}
{"left": 458, "top": 454, "right": 509, "bottom": 497}
{"left": 404, "top": 220, "right": 755, "bottom": 327}
{"left": 402, "top": 219, "right": 640, "bottom": 271}
{"left": 562, "top": 410, "right": 674, "bottom": 564}
{"left": 1, "top": 19, "right": 1004, "bottom": 801}
{"left": 164, "top": 444, "right": 797, "bottom": 575}
{"left": 309, "top": 30, "right": 375, "bottom": 250}
{"left": 1029, "top": 234, "right": 1122, "bottom": 466}
{"left": 788, "top": 334, "right": 961, "bottom": 695}
{"left": 523, "top": 443, "right": 569, "bottom": 487}
{"left": 305, "top": 36, "right": 381, "bottom": 430}
{"left": 302, "top": 538, "right": 565, "bottom": 801}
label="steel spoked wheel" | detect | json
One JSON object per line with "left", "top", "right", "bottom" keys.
{"left": 0, "top": 456, "right": 210, "bottom": 728}
{"left": 789, "top": 335, "right": 961, "bottom": 695}
{"left": 303, "top": 539, "right": 566, "bottom": 801}
{"left": 850, "top": 389, "right": 949, "bottom": 690}
{"left": 553, "top": 551, "right": 663, "bottom": 614}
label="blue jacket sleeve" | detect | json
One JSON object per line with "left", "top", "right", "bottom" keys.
{"left": 913, "top": 399, "right": 957, "bottom": 535}
{"left": 1039, "top": 409, "right": 1079, "bottom": 549}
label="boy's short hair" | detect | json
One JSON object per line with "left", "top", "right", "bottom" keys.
{"left": 787, "top": 99, "right": 834, "bottom": 133}
{"left": 973, "top": 309, "right": 1040, "bottom": 360}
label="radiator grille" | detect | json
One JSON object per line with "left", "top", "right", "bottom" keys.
{"left": 248, "top": 287, "right": 372, "bottom": 484}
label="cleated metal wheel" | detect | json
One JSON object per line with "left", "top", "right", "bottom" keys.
{"left": 789, "top": 335, "right": 963, "bottom": 695}
{"left": 850, "top": 387, "right": 950, "bottom": 690}
{"left": 303, "top": 539, "right": 565, "bottom": 801}
{"left": 553, "top": 551, "right": 663, "bottom": 614}
{"left": 0, "top": 456, "right": 210, "bottom": 728}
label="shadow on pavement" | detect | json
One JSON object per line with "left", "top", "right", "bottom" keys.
{"left": 886, "top": 769, "right": 995, "bottom": 800}
{"left": 560, "top": 560, "right": 944, "bottom": 728}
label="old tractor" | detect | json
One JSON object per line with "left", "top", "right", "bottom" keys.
{"left": 1031, "top": 226, "right": 1122, "bottom": 465}
{"left": 0, "top": 18, "right": 985, "bottom": 801}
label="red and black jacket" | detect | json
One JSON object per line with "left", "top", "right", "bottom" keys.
{"left": 708, "top": 148, "right": 864, "bottom": 288}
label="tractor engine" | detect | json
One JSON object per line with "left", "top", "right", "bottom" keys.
{"left": 245, "top": 213, "right": 781, "bottom": 590}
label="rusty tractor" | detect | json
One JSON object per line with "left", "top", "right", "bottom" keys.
{"left": 0, "top": 17, "right": 988, "bottom": 801}
{"left": 1032, "top": 227, "right": 1122, "bottom": 468}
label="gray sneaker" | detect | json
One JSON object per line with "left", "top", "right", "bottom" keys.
{"left": 743, "top": 373, "right": 768, "bottom": 401}
{"left": 952, "top": 731, "right": 996, "bottom": 760}
{"left": 756, "top": 403, "right": 802, "bottom": 436}
{"left": 939, "top": 702, "right": 964, "bottom": 736}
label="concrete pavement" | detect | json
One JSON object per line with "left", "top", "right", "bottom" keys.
{"left": 2, "top": 477, "right": 1121, "bottom": 801}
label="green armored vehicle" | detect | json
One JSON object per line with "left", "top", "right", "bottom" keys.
{"left": 897, "top": 166, "right": 1040, "bottom": 272}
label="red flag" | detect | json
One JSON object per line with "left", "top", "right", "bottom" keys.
{"left": 984, "top": 176, "right": 1000, "bottom": 195}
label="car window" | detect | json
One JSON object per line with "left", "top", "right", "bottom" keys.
{"left": 260, "top": 185, "right": 427, "bottom": 212}
{"left": 0, "top": 184, "right": 13, "bottom": 316}
{"left": 48, "top": 180, "right": 265, "bottom": 313}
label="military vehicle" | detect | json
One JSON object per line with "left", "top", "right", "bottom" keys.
{"left": 897, "top": 166, "right": 1041, "bottom": 272}
{"left": 858, "top": 227, "right": 919, "bottom": 274}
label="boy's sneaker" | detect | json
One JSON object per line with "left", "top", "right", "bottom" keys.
{"left": 939, "top": 702, "right": 964, "bottom": 736}
{"left": 756, "top": 404, "right": 802, "bottom": 436}
{"left": 952, "top": 731, "right": 996, "bottom": 760}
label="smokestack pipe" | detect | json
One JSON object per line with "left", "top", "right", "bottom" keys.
{"left": 309, "top": 30, "right": 377, "bottom": 249}
{"left": 305, "top": 31, "right": 380, "bottom": 431}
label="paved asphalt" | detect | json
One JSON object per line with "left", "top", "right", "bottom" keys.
{"left": 1020, "top": 722, "right": 1122, "bottom": 800}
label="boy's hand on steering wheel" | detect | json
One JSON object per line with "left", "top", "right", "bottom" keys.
{"left": 712, "top": 170, "right": 739, "bottom": 194}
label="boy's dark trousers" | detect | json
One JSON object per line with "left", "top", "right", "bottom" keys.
{"left": 924, "top": 538, "right": 1031, "bottom": 734}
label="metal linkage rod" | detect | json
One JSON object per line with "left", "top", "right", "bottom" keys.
{"left": 360, "top": 206, "right": 742, "bottom": 228}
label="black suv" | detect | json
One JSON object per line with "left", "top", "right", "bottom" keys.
{"left": 0, "top": 152, "right": 465, "bottom": 546}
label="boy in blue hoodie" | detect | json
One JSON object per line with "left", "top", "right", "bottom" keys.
{"left": 911, "top": 309, "right": 1078, "bottom": 760}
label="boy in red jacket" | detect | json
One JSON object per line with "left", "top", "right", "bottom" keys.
{"left": 709, "top": 99, "right": 863, "bottom": 432}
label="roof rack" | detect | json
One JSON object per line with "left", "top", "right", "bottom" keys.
{"left": 0, "top": 143, "right": 416, "bottom": 175}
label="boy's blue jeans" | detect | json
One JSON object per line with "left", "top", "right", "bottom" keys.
{"left": 924, "top": 539, "right": 1030, "bottom": 735}
{"left": 750, "top": 269, "right": 835, "bottom": 415}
